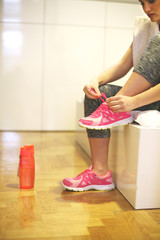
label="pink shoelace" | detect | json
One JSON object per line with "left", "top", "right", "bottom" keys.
{"left": 87, "top": 87, "right": 107, "bottom": 103}
{"left": 77, "top": 168, "right": 91, "bottom": 178}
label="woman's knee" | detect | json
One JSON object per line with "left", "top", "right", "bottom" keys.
{"left": 84, "top": 95, "right": 101, "bottom": 116}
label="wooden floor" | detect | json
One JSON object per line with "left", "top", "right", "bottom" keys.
{"left": 0, "top": 131, "right": 160, "bottom": 240}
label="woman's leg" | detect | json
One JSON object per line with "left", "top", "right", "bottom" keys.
{"left": 85, "top": 84, "right": 122, "bottom": 176}
{"left": 89, "top": 138, "right": 110, "bottom": 176}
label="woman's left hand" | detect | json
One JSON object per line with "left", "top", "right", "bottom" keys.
{"left": 107, "top": 95, "right": 136, "bottom": 112}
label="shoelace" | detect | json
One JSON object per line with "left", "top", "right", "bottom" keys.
{"left": 77, "top": 168, "right": 91, "bottom": 178}
{"left": 87, "top": 87, "right": 118, "bottom": 119}
{"left": 91, "top": 103, "right": 109, "bottom": 118}
{"left": 87, "top": 87, "right": 107, "bottom": 103}
{"left": 86, "top": 87, "right": 130, "bottom": 122}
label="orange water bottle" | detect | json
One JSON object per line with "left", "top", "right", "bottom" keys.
{"left": 19, "top": 145, "right": 35, "bottom": 189}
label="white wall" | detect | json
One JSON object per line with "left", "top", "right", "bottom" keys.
{"left": 0, "top": 0, "right": 144, "bottom": 131}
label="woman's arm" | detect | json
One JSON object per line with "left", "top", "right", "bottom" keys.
{"left": 97, "top": 43, "right": 133, "bottom": 86}
{"left": 133, "top": 83, "right": 160, "bottom": 108}
{"left": 83, "top": 43, "right": 133, "bottom": 99}
{"left": 108, "top": 33, "right": 160, "bottom": 112}
{"left": 107, "top": 82, "right": 160, "bottom": 112}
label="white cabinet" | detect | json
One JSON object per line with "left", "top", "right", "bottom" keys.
{"left": 115, "top": 124, "right": 160, "bottom": 209}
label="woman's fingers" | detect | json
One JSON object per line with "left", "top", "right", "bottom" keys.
{"left": 107, "top": 95, "right": 134, "bottom": 112}
{"left": 83, "top": 85, "right": 100, "bottom": 99}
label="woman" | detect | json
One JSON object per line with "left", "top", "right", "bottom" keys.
{"left": 62, "top": 0, "right": 160, "bottom": 191}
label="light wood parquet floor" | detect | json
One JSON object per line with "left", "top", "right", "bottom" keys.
{"left": 0, "top": 131, "right": 160, "bottom": 240}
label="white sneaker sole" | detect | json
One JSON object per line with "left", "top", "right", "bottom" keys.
{"left": 62, "top": 182, "right": 115, "bottom": 192}
{"left": 79, "top": 116, "right": 134, "bottom": 130}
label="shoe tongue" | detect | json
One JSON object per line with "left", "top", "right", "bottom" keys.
{"left": 100, "top": 102, "right": 108, "bottom": 110}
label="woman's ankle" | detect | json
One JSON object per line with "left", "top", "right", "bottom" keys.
{"left": 92, "top": 166, "right": 109, "bottom": 176}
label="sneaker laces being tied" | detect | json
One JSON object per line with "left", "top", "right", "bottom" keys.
{"left": 77, "top": 168, "right": 91, "bottom": 178}
{"left": 87, "top": 87, "right": 107, "bottom": 103}
{"left": 87, "top": 88, "right": 121, "bottom": 118}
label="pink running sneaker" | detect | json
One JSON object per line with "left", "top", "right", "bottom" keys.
{"left": 79, "top": 90, "right": 133, "bottom": 130}
{"left": 62, "top": 166, "right": 115, "bottom": 191}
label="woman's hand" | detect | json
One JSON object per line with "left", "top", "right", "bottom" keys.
{"left": 107, "top": 95, "right": 136, "bottom": 112}
{"left": 83, "top": 78, "right": 101, "bottom": 99}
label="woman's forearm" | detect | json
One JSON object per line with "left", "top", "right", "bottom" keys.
{"left": 133, "top": 83, "right": 160, "bottom": 109}
{"left": 84, "top": 44, "right": 133, "bottom": 98}
{"left": 117, "top": 72, "right": 152, "bottom": 97}
{"left": 97, "top": 44, "right": 133, "bottom": 86}
{"left": 97, "top": 62, "right": 131, "bottom": 86}
{"left": 107, "top": 71, "right": 160, "bottom": 112}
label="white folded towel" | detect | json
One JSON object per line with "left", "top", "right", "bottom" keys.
{"left": 133, "top": 16, "right": 159, "bottom": 67}
{"left": 133, "top": 110, "right": 160, "bottom": 127}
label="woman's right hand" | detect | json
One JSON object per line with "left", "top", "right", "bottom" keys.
{"left": 83, "top": 78, "right": 101, "bottom": 99}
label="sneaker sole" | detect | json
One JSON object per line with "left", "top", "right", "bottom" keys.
{"left": 78, "top": 116, "right": 134, "bottom": 130}
{"left": 62, "top": 182, "right": 115, "bottom": 192}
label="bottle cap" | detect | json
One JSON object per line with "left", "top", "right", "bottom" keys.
{"left": 20, "top": 145, "right": 34, "bottom": 156}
